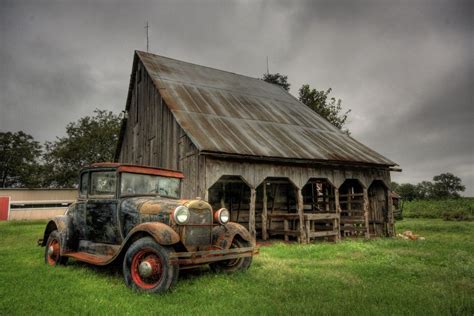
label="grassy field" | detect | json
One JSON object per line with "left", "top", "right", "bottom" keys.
{"left": 403, "top": 198, "right": 474, "bottom": 221}
{"left": 0, "top": 219, "right": 473, "bottom": 315}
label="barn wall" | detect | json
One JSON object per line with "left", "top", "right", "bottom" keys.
{"left": 202, "top": 157, "right": 393, "bottom": 239}
{"left": 203, "top": 157, "right": 391, "bottom": 191}
{"left": 118, "top": 60, "right": 201, "bottom": 199}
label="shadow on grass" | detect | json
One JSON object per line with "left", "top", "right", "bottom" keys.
{"left": 67, "top": 259, "right": 214, "bottom": 282}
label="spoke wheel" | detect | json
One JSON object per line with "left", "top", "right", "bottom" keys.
{"left": 44, "top": 230, "right": 68, "bottom": 266}
{"left": 123, "top": 237, "right": 178, "bottom": 293}
{"left": 210, "top": 238, "right": 253, "bottom": 273}
{"left": 130, "top": 249, "right": 164, "bottom": 289}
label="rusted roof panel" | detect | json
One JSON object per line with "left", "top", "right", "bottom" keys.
{"left": 136, "top": 51, "right": 396, "bottom": 166}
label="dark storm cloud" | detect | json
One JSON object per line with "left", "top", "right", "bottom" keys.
{"left": 0, "top": 0, "right": 472, "bottom": 194}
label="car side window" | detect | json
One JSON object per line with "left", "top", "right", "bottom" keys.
{"left": 80, "top": 173, "right": 89, "bottom": 197}
{"left": 90, "top": 172, "right": 116, "bottom": 197}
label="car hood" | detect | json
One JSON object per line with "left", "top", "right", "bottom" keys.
{"left": 121, "top": 196, "right": 188, "bottom": 215}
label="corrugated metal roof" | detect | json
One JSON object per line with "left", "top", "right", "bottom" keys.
{"left": 136, "top": 51, "right": 396, "bottom": 166}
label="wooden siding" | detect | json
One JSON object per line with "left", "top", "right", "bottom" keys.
{"left": 118, "top": 60, "right": 200, "bottom": 199}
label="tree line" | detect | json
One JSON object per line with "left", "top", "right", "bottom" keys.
{"left": 0, "top": 110, "right": 122, "bottom": 188}
{"left": 391, "top": 173, "right": 465, "bottom": 201}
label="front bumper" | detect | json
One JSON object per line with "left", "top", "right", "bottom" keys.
{"left": 170, "top": 246, "right": 258, "bottom": 265}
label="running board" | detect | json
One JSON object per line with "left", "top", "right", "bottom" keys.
{"left": 65, "top": 252, "right": 115, "bottom": 266}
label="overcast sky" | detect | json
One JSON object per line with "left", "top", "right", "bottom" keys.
{"left": 1, "top": 0, "right": 473, "bottom": 194}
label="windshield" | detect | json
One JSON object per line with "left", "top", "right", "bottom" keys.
{"left": 120, "top": 172, "right": 181, "bottom": 198}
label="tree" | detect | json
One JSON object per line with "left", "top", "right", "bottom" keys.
{"left": 298, "top": 84, "right": 351, "bottom": 132}
{"left": 262, "top": 73, "right": 290, "bottom": 91}
{"left": 0, "top": 131, "right": 43, "bottom": 188}
{"left": 43, "top": 109, "right": 122, "bottom": 188}
{"left": 415, "top": 181, "right": 435, "bottom": 199}
{"left": 397, "top": 183, "right": 418, "bottom": 201}
{"left": 390, "top": 181, "right": 400, "bottom": 192}
{"left": 432, "top": 173, "right": 465, "bottom": 198}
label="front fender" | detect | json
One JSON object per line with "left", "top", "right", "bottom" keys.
{"left": 41, "top": 215, "right": 75, "bottom": 254}
{"left": 212, "top": 222, "right": 254, "bottom": 249}
{"left": 125, "top": 222, "right": 180, "bottom": 246}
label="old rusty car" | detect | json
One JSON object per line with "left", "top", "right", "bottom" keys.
{"left": 39, "top": 163, "right": 257, "bottom": 293}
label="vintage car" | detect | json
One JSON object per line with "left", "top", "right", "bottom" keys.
{"left": 39, "top": 163, "right": 257, "bottom": 293}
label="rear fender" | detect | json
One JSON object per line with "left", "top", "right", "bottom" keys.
{"left": 41, "top": 215, "right": 74, "bottom": 254}
{"left": 212, "top": 222, "right": 254, "bottom": 249}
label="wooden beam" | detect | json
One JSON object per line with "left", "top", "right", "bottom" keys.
{"left": 334, "top": 188, "right": 341, "bottom": 241}
{"left": 220, "top": 183, "right": 226, "bottom": 209}
{"left": 387, "top": 190, "right": 395, "bottom": 237}
{"left": 363, "top": 188, "right": 370, "bottom": 239}
{"left": 262, "top": 182, "right": 268, "bottom": 240}
{"left": 249, "top": 188, "right": 256, "bottom": 242}
{"left": 296, "top": 188, "right": 306, "bottom": 243}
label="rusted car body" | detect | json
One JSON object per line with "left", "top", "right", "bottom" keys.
{"left": 39, "top": 163, "right": 257, "bottom": 293}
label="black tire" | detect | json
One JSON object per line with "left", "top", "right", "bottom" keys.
{"left": 210, "top": 238, "right": 253, "bottom": 273}
{"left": 123, "top": 237, "right": 179, "bottom": 293}
{"left": 44, "top": 230, "right": 68, "bottom": 266}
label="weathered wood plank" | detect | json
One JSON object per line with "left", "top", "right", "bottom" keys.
{"left": 262, "top": 181, "right": 268, "bottom": 240}
{"left": 308, "top": 231, "right": 338, "bottom": 238}
{"left": 249, "top": 188, "right": 256, "bottom": 242}
{"left": 363, "top": 188, "right": 370, "bottom": 239}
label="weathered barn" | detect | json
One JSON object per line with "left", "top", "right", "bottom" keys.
{"left": 116, "top": 50, "right": 398, "bottom": 243}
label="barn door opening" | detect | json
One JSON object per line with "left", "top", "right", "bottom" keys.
{"left": 301, "top": 179, "right": 339, "bottom": 242}
{"left": 339, "top": 179, "right": 365, "bottom": 238}
{"left": 208, "top": 176, "right": 251, "bottom": 231}
{"left": 258, "top": 178, "right": 299, "bottom": 241}
{"left": 368, "top": 180, "right": 389, "bottom": 237}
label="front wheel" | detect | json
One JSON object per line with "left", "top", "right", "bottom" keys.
{"left": 44, "top": 230, "right": 68, "bottom": 266}
{"left": 210, "top": 238, "right": 253, "bottom": 273}
{"left": 123, "top": 237, "right": 178, "bottom": 293}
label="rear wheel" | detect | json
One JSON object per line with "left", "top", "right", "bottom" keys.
{"left": 44, "top": 230, "right": 68, "bottom": 266}
{"left": 123, "top": 237, "right": 178, "bottom": 293}
{"left": 210, "top": 238, "right": 253, "bottom": 273}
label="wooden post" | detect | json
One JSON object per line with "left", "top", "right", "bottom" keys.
{"left": 220, "top": 183, "right": 226, "bottom": 209}
{"left": 387, "top": 190, "right": 395, "bottom": 237}
{"left": 296, "top": 188, "right": 306, "bottom": 243}
{"left": 363, "top": 188, "right": 370, "bottom": 239}
{"left": 249, "top": 187, "right": 257, "bottom": 242}
{"left": 334, "top": 187, "right": 341, "bottom": 241}
{"left": 262, "top": 182, "right": 268, "bottom": 240}
{"left": 204, "top": 189, "right": 209, "bottom": 201}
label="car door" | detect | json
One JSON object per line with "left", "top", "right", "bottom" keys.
{"left": 86, "top": 170, "right": 121, "bottom": 244}
{"left": 74, "top": 171, "right": 89, "bottom": 240}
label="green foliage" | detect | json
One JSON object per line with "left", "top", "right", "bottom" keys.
{"left": 43, "top": 109, "right": 122, "bottom": 187}
{"left": 432, "top": 172, "right": 466, "bottom": 198}
{"left": 397, "top": 183, "right": 418, "bottom": 201}
{"left": 262, "top": 72, "right": 290, "bottom": 91}
{"left": 390, "top": 181, "right": 400, "bottom": 192}
{"left": 261, "top": 73, "right": 351, "bottom": 132}
{"left": 1, "top": 219, "right": 472, "bottom": 315}
{"left": 403, "top": 198, "right": 474, "bottom": 221}
{"left": 298, "top": 84, "right": 351, "bottom": 132}
{"left": 393, "top": 173, "right": 466, "bottom": 201}
{"left": 0, "top": 131, "right": 43, "bottom": 188}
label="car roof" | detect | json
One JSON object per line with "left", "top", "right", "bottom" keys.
{"left": 85, "top": 163, "right": 184, "bottom": 179}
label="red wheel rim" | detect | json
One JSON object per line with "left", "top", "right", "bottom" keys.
{"left": 130, "top": 248, "right": 163, "bottom": 289}
{"left": 47, "top": 239, "right": 60, "bottom": 266}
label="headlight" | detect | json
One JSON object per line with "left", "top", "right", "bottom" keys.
{"left": 173, "top": 206, "right": 190, "bottom": 224}
{"left": 214, "top": 208, "right": 230, "bottom": 225}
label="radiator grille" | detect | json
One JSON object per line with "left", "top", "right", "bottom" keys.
{"left": 183, "top": 208, "right": 212, "bottom": 246}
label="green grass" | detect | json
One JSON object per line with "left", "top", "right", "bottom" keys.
{"left": 404, "top": 198, "right": 474, "bottom": 220}
{"left": 0, "top": 219, "right": 473, "bottom": 315}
